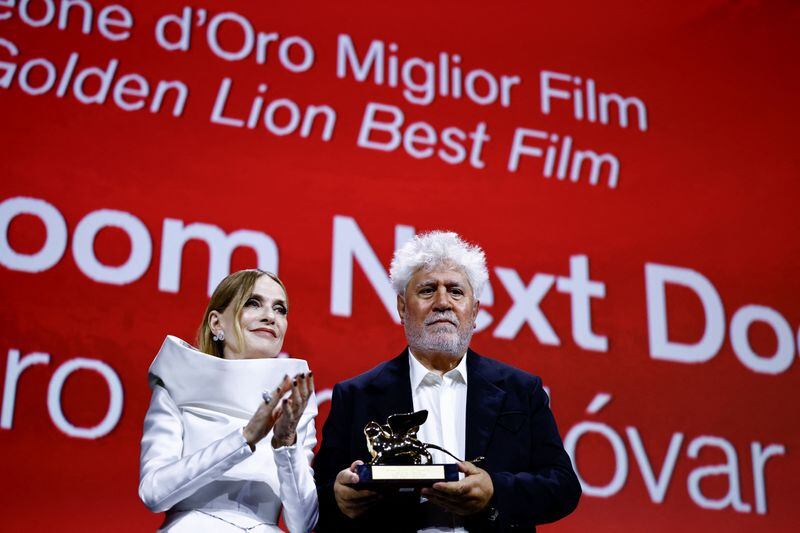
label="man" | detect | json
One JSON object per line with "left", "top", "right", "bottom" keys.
{"left": 314, "top": 231, "right": 581, "bottom": 532}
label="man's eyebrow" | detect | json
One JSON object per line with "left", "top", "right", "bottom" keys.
{"left": 414, "top": 279, "right": 465, "bottom": 288}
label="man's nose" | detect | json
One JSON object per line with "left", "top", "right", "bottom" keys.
{"left": 432, "top": 287, "right": 452, "bottom": 311}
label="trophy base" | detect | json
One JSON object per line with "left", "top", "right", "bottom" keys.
{"left": 355, "top": 463, "right": 459, "bottom": 490}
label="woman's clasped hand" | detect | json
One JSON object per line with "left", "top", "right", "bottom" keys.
{"left": 242, "top": 372, "right": 316, "bottom": 449}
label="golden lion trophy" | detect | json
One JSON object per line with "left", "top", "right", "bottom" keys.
{"left": 355, "top": 410, "right": 481, "bottom": 489}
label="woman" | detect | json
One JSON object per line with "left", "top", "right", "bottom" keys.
{"left": 139, "top": 269, "right": 318, "bottom": 532}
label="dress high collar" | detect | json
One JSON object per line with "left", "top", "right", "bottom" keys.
{"left": 148, "top": 335, "right": 309, "bottom": 418}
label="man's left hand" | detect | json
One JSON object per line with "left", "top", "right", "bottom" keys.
{"left": 421, "top": 461, "right": 494, "bottom": 515}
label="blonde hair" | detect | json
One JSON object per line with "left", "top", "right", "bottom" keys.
{"left": 197, "top": 269, "right": 288, "bottom": 357}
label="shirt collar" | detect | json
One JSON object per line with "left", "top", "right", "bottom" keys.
{"left": 408, "top": 348, "right": 468, "bottom": 389}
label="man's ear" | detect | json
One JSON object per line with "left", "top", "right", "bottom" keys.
{"left": 472, "top": 299, "right": 480, "bottom": 327}
{"left": 397, "top": 294, "right": 406, "bottom": 324}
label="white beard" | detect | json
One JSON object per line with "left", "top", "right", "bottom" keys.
{"left": 404, "top": 309, "right": 473, "bottom": 357}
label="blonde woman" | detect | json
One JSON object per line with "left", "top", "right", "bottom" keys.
{"left": 139, "top": 270, "right": 318, "bottom": 532}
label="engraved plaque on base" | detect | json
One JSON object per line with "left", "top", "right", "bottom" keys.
{"left": 356, "top": 463, "right": 459, "bottom": 489}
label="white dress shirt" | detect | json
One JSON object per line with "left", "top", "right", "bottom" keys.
{"left": 408, "top": 349, "right": 468, "bottom": 533}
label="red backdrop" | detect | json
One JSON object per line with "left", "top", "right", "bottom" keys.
{"left": 1, "top": 1, "right": 798, "bottom": 531}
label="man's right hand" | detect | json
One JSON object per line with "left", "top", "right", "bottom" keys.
{"left": 334, "top": 460, "right": 383, "bottom": 518}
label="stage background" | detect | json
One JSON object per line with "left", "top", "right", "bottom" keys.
{"left": 1, "top": 1, "right": 798, "bottom": 531}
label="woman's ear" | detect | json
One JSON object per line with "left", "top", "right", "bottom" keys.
{"left": 208, "top": 310, "right": 221, "bottom": 334}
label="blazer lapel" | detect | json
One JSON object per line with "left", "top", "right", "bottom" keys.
{"left": 365, "top": 348, "right": 415, "bottom": 424}
{"left": 465, "top": 350, "right": 507, "bottom": 461}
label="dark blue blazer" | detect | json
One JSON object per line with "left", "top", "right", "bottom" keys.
{"left": 314, "top": 349, "right": 581, "bottom": 532}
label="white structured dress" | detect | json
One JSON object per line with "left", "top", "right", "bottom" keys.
{"left": 138, "top": 336, "right": 318, "bottom": 533}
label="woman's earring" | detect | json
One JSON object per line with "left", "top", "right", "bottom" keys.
{"left": 213, "top": 330, "right": 225, "bottom": 342}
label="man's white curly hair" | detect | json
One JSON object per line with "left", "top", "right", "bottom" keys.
{"left": 389, "top": 231, "right": 489, "bottom": 298}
